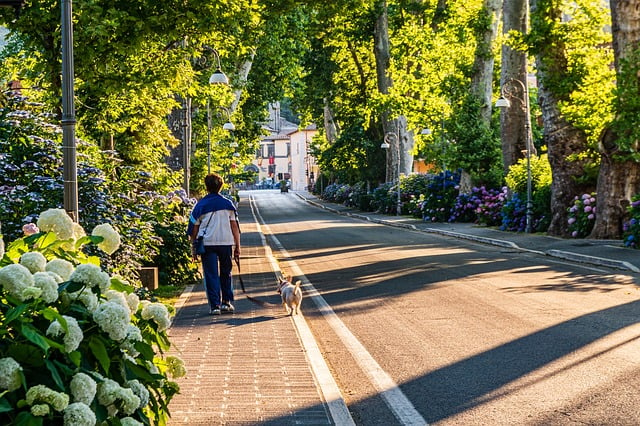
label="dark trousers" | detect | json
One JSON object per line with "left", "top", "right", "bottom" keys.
{"left": 201, "top": 245, "right": 234, "bottom": 308}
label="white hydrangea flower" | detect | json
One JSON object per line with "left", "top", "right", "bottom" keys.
{"left": 33, "top": 272, "right": 59, "bottom": 304}
{"left": 120, "top": 387, "right": 140, "bottom": 415}
{"left": 46, "top": 271, "right": 64, "bottom": 284}
{"left": 22, "top": 286, "right": 43, "bottom": 300}
{"left": 0, "top": 357, "right": 23, "bottom": 391}
{"left": 20, "top": 251, "right": 47, "bottom": 273}
{"left": 31, "top": 404, "right": 50, "bottom": 416}
{"left": 96, "top": 378, "right": 140, "bottom": 416}
{"left": 126, "top": 292, "right": 140, "bottom": 313}
{"left": 26, "top": 384, "right": 69, "bottom": 412}
{"left": 91, "top": 223, "right": 121, "bottom": 255}
{"left": 121, "top": 417, "right": 143, "bottom": 426}
{"left": 120, "top": 324, "right": 143, "bottom": 356}
{"left": 69, "top": 263, "right": 110, "bottom": 292}
{"left": 0, "top": 237, "right": 4, "bottom": 259}
{"left": 46, "top": 315, "right": 83, "bottom": 353}
{"left": 141, "top": 302, "right": 171, "bottom": 331}
{"left": 166, "top": 355, "right": 187, "bottom": 378}
{"left": 73, "top": 290, "right": 99, "bottom": 312}
{"left": 105, "top": 289, "right": 130, "bottom": 312}
{"left": 0, "top": 263, "right": 38, "bottom": 302}
{"left": 70, "top": 373, "right": 97, "bottom": 405}
{"left": 96, "top": 378, "right": 120, "bottom": 407}
{"left": 45, "top": 258, "right": 74, "bottom": 281}
{"left": 36, "top": 208, "right": 75, "bottom": 240}
{"left": 125, "top": 379, "right": 149, "bottom": 409}
{"left": 72, "top": 222, "right": 86, "bottom": 240}
{"left": 93, "top": 301, "right": 131, "bottom": 341}
{"left": 63, "top": 402, "right": 96, "bottom": 426}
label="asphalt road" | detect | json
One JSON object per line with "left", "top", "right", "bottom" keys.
{"left": 248, "top": 190, "right": 640, "bottom": 426}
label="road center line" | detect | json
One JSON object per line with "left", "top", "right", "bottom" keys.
{"left": 249, "top": 195, "right": 428, "bottom": 426}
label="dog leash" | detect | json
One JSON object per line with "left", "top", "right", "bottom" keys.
{"left": 234, "top": 257, "right": 272, "bottom": 307}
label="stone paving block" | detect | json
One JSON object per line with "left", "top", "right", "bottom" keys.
{"left": 167, "top": 201, "right": 334, "bottom": 425}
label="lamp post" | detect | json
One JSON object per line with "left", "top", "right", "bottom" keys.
{"left": 61, "top": 0, "right": 78, "bottom": 222}
{"left": 204, "top": 48, "right": 230, "bottom": 175}
{"left": 496, "top": 78, "right": 533, "bottom": 233}
{"left": 381, "top": 128, "right": 401, "bottom": 216}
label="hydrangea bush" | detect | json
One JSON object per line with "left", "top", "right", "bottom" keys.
{"left": 568, "top": 193, "right": 597, "bottom": 238}
{"left": 0, "top": 92, "right": 200, "bottom": 289}
{"left": 474, "top": 186, "right": 508, "bottom": 226}
{"left": 623, "top": 196, "right": 640, "bottom": 248}
{"left": 0, "top": 209, "right": 183, "bottom": 425}
{"left": 419, "top": 170, "right": 461, "bottom": 222}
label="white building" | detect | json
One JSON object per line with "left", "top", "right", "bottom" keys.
{"left": 251, "top": 103, "right": 318, "bottom": 191}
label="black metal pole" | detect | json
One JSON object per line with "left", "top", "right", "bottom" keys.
{"left": 61, "top": 0, "right": 78, "bottom": 222}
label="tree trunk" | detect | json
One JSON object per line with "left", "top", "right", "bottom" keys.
{"left": 500, "top": 0, "right": 528, "bottom": 174}
{"left": 373, "top": 0, "right": 412, "bottom": 183}
{"left": 530, "top": 0, "right": 591, "bottom": 236}
{"left": 590, "top": 0, "right": 640, "bottom": 238}
{"left": 323, "top": 98, "right": 339, "bottom": 144}
{"left": 231, "top": 51, "right": 255, "bottom": 113}
{"left": 472, "top": 0, "right": 502, "bottom": 125}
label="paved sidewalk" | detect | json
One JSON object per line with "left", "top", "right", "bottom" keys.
{"left": 167, "top": 197, "right": 338, "bottom": 425}
{"left": 295, "top": 191, "right": 640, "bottom": 274}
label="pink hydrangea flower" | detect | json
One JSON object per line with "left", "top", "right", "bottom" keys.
{"left": 22, "top": 223, "right": 39, "bottom": 236}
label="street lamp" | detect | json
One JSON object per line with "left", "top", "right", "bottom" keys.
{"left": 496, "top": 78, "right": 533, "bottom": 233}
{"left": 208, "top": 48, "right": 229, "bottom": 85}
{"left": 204, "top": 48, "right": 230, "bottom": 175}
{"left": 381, "top": 128, "right": 401, "bottom": 216}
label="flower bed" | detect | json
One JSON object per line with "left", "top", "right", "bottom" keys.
{"left": 0, "top": 209, "right": 182, "bottom": 425}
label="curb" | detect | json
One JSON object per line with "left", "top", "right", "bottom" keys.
{"left": 296, "top": 192, "right": 637, "bottom": 273}
{"left": 546, "top": 249, "right": 640, "bottom": 273}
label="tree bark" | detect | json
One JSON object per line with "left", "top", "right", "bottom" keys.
{"left": 472, "top": 0, "right": 502, "bottom": 125}
{"left": 590, "top": 0, "right": 640, "bottom": 238}
{"left": 500, "top": 0, "right": 528, "bottom": 174}
{"left": 530, "top": 0, "right": 591, "bottom": 236}
{"left": 373, "top": 0, "right": 412, "bottom": 182}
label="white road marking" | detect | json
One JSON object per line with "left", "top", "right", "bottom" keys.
{"left": 249, "top": 196, "right": 356, "bottom": 426}
{"left": 250, "top": 195, "right": 428, "bottom": 426}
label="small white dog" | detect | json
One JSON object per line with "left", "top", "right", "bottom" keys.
{"left": 277, "top": 276, "right": 302, "bottom": 316}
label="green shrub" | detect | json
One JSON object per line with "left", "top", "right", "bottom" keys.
{"left": 0, "top": 209, "right": 181, "bottom": 424}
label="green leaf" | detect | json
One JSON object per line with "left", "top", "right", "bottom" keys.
{"left": 75, "top": 235, "right": 103, "bottom": 249}
{"left": 0, "top": 397, "right": 13, "bottom": 413}
{"left": 125, "top": 360, "right": 156, "bottom": 382}
{"left": 68, "top": 351, "right": 81, "bottom": 367}
{"left": 5, "top": 304, "right": 29, "bottom": 323}
{"left": 34, "top": 231, "right": 61, "bottom": 250}
{"left": 20, "top": 324, "right": 50, "bottom": 353}
{"left": 110, "top": 276, "right": 134, "bottom": 293}
{"left": 134, "top": 341, "right": 155, "bottom": 360}
{"left": 7, "top": 343, "right": 45, "bottom": 368}
{"left": 14, "top": 411, "right": 43, "bottom": 426}
{"left": 89, "top": 336, "right": 111, "bottom": 374}
{"left": 44, "top": 359, "right": 65, "bottom": 391}
{"left": 41, "top": 308, "right": 67, "bottom": 330}
{"left": 59, "top": 280, "right": 85, "bottom": 293}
